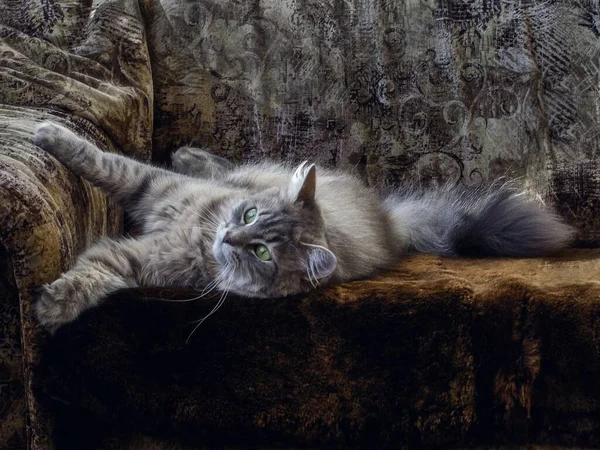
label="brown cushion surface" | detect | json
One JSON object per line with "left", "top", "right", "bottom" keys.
{"left": 39, "top": 249, "right": 600, "bottom": 449}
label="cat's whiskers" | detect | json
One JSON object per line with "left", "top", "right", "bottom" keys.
{"left": 197, "top": 209, "right": 226, "bottom": 236}
{"left": 176, "top": 202, "right": 223, "bottom": 234}
{"left": 204, "top": 209, "right": 225, "bottom": 229}
{"left": 202, "top": 218, "right": 221, "bottom": 232}
{"left": 152, "top": 264, "right": 230, "bottom": 304}
{"left": 178, "top": 204, "right": 223, "bottom": 231}
{"left": 185, "top": 266, "right": 233, "bottom": 345}
{"left": 196, "top": 273, "right": 224, "bottom": 298}
{"left": 193, "top": 262, "right": 235, "bottom": 300}
{"left": 306, "top": 266, "right": 319, "bottom": 288}
{"left": 177, "top": 203, "right": 205, "bottom": 219}
{"left": 181, "top": 225, "right": 218, "bottom": 234}
{"left": 148, "top": 285, "right": 219, "bottom": 303}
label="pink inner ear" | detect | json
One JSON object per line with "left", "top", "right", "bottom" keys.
{"left": 303, "top": 243, "right": 337, "bottom": 280}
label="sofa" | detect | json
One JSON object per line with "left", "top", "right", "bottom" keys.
{"left": 1, "top": 0, "right": 599, "bottom": 448}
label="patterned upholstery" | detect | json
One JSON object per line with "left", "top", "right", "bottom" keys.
{"left": 0, "top": 0, "right": 151, "bottom": 447}
{"left": 143, "top": 0, "right": 600, "bottom": 242}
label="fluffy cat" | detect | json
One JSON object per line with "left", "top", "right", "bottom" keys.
{"left": 33, "top": 122, "right": 574, "bottom": 332}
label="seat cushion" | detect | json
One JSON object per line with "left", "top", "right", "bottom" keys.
{"left": 39, "top": 250, "right": 600, "bottom": 448}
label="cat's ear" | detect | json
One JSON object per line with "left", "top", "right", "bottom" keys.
{"left": 303, "top": 243, "right": 337, "bottom": 281}
{"left": 289, "top": 161, "right": 316, "bottom": 204}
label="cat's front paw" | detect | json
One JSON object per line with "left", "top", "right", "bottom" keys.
{"left": 34, "top": 278, "right": 85, "bottom": 333}
{"left": 33, "top": 122, "right": 80, "bottom": 158}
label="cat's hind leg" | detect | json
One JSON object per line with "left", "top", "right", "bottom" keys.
{"left": 171, "top": 146, "right": 234, "bottom": 179}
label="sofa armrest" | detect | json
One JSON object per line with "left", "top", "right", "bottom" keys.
{"left": 0, "top": 111, "right": 123, "bottom": 449}
{"left": 1, "top": 0, "right": 153, "bottom": 446}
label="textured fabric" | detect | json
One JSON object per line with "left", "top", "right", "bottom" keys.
{"left": 0, "top": 0, "right": 599, "bottom": 449}
{"left": 39, "top": 250, "right": 600, "bottom": 449}
{"left": 0, "top": 0, "right": 153, "bottom": 157}
{"left": 0, "top": 0, "right": 153, "bottom": 448}
{"left": 141, "top": 0, "right": 600, "bottom": 244}
{"left": 0, "top": 244, "right": 24, "bottom": 449}
{"left": 0, "top": 106, "right": 129, "bottom": 450}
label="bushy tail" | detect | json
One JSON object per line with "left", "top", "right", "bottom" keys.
{"left": 382, "top": 182, "right": 575, "bottom": 257}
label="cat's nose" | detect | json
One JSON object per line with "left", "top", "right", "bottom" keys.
{"left": 222, "top": 231, "right": 233, "bottom": 245}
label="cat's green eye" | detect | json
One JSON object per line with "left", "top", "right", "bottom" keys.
{"left": 254, "top": 244, "right": 271, "bottom": 261}
{"left": 243, "top": 208, "right": 257, "bottom": 224}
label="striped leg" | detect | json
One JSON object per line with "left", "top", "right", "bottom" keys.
{"left": 33, "top": 122, "right": 181, "bottom": 210}
{"left": 34, "top": 236, "right": 149, "bottom": 332}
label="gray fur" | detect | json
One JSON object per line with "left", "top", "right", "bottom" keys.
{"left": 32, "top": 122, "right": 575, "bottom": 331}
{"left": 171, "top": 146, "right": 234, "bottom": 178}
{"left": 383, "top": 183, "right": 575, "bottom": 257}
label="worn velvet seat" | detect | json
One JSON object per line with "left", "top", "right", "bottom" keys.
{"left": 37, "top": 251, "right": 600, "bottom": 449}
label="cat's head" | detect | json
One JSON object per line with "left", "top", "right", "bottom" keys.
{"left": 212, "top": 162, "right": 337, "bottom": 297}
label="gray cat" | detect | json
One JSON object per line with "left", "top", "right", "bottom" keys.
{"left": 33, "top": 122, "right": 574, "bottom": 332}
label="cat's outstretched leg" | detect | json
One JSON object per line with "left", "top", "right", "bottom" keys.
{"left": 171, "top": 146, "right": 234, "bottom": 179}
{"left": 34, "top": 122, "right": 182, "bottom": 212}
{"left": 35, "top": 236, "right": 149, "bottom": 332}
